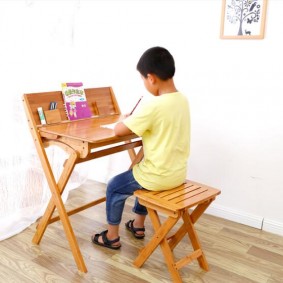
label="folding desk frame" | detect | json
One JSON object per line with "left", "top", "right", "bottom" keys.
{"left": 22, "top": 87, "right": 143, "bottom": 272}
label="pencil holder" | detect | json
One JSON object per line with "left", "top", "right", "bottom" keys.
{"left": 44, "top": 109, "right": 62, "bottom": 124}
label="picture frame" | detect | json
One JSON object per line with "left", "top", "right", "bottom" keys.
{"left": 220, "top": 0, "right": 268, "bottom": 39}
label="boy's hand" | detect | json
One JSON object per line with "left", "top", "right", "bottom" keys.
{"left": 118, "top": 113, "right": 131, "bottom": 121}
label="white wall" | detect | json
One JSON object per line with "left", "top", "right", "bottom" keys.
{"left": 1, "top": 0, "right": 282, "bottom": 235}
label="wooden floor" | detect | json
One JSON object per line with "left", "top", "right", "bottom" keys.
{"left": 1, "top": 180, "right": 283, "bottom": 283}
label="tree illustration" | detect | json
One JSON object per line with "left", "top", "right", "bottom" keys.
{"left": 226, "top": 0, "right": 261, "bottom": 36}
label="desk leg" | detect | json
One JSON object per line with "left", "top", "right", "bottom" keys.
{"left": 128, "top": 147, "right": 143, "bottom": 169}
{"left": 32, "top": 147, "right": 87, "bottom": 272}
{"left": 33, "top": 150, "right": 77, "bottom": 243}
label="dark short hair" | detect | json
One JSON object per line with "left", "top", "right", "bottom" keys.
{"left": 137, "top": 47, "right": 175, "bottom": 80}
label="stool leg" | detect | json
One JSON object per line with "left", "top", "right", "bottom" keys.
{"left": 134, "top": 208, "right": 183, "bottom": 283}
{"left": 167, "top": 223, "right": 186, "bottom": 250}
{"left": 133, "top": 208, "right": 178, "bottom": 267}
{"left": 190, "top": 199, "right": 214, "bottom": 224}
{"left": 167, "top": 204, "right": 209, "bottom": 250}
{"left": 182, "top": 211, "right": 209, "bottom": 271}
{"left": 158, "top": 225, "right": 183, "bottom": 282}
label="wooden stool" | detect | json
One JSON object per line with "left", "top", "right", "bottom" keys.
{"left": 133, "top": 180, "right": 221, "bottom": 283}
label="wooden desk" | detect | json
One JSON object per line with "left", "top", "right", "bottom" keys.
{"left": 22, "top": 87, "right": 143, "bottom": 273}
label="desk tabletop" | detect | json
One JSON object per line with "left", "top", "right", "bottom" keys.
{"left": 39, "top": 114, "right": 138, "bottom": 144}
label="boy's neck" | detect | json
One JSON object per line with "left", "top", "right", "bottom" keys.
{"left": 157, "top": 78, "right": 177, "bottom": 96}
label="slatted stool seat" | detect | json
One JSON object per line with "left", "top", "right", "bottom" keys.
{"left": 133, "top": 180, "right": 221, "bottom": 283}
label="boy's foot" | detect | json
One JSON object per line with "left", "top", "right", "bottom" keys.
{"left": 91, "top": 230, "right": 121, "bottom": 250}
{"left": 125, "top": 220, "right": 145, "bottom": 239}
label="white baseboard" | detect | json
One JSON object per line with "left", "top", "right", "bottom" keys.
{"left": 262, "top": 219, "right": 283, "bottom": 236}
{"left": 206, "top": 204, "right": 264, "bottom": 230}
{"left": 206, "top": 204, "right": 283, "bottom": 236}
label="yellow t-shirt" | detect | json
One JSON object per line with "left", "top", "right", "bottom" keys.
{"left": 124, "top": 92, "right": 190, "bottom": 191}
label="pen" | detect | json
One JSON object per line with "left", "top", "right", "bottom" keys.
{"left": 130, "top": 96, "right": 143, "bottom": 115}
{"left": 49, "top": 101, "right": 57, "bottom": 110}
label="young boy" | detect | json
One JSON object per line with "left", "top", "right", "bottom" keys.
{"left": 92, "top": 46, "right": 190, "bottom": 249}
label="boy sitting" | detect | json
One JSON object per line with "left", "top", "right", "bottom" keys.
{"left": 92, "top": 46, "right": 190, "bottom": 249}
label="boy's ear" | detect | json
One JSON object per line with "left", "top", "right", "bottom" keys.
{"left": 147, "top": 73, "right": 157, "bottom": 84}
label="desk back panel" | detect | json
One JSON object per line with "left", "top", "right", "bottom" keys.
{"left": 23, "top": 87, "right": 121, "bottom": 127}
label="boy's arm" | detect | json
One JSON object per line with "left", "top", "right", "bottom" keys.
{"left": 114, "top": 121, "right": 133, "bottom": 136}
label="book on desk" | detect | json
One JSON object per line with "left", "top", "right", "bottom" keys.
{"left": 61, "top": 82, "right": 92, "bottom": 121}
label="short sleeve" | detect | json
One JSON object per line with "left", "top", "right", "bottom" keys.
{"left": 123, "top": 102, "right": 155, "bottom": 136}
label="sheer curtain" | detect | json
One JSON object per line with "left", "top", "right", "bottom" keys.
{"left": 0, "top": 1, "right": 89, "bottom": 241}
{"left": 0, "top": 95, "right": 88, "bottom": 241}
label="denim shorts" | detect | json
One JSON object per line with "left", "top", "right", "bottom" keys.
{"left": 106, "top": 169, "right": 148, "bottom": 225}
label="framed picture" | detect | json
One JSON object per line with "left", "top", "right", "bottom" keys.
{"left": 220, "top": 0, "right": 268, "bottom": 39}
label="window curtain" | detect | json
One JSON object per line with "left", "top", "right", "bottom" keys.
{"left": 0, "top": 0, "right": 89, "bottom": 241}
{"left": 0, "top": 95, "right": 88, "bottom": 241}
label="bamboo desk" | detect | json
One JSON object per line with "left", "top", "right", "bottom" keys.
{"left": 22, "top": 87, "right": 143, "bottom": 273}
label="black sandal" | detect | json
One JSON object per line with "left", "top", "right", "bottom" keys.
{"left": 91, "top": 230, "right": 121, "bottom": 250}
{"left": 125, "top": 220, "right": 145, "bottom": 239}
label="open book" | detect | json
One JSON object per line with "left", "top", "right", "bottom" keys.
{"left": 100, "top": 122, "right": 118, "bottom": 130}
{"left": 61, "top": 82, "right": 92, "bottom": 120}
